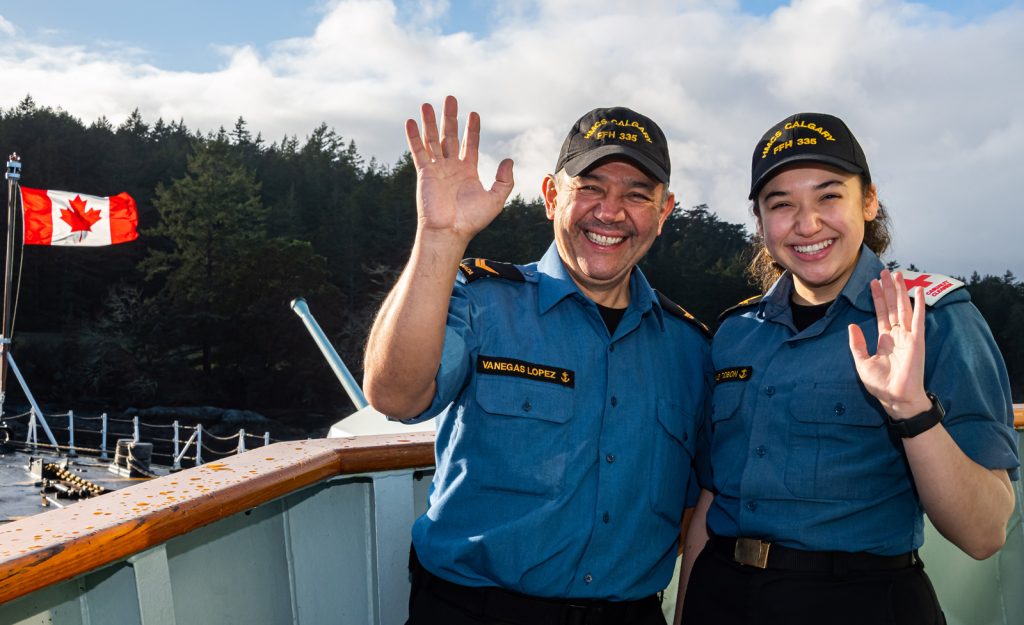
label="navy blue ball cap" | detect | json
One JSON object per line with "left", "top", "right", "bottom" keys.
{"left": 749, "top": 112, "right": 870, "bottom": 199}
{"left": 555, "top": 107, "right": 670, "bottom": 183}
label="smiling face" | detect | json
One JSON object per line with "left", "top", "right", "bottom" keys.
{"left": 756, "top": 163, "right": 878, "bottom": 305}
{"left": 543, "top": 159, "right": 674, "bottom": 307}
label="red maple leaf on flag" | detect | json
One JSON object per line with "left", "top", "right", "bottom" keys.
{"left": 59, "top": 195, "right": 102, "bottom": 233}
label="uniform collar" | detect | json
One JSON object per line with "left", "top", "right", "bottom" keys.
{"left": 536, "top": 242, "right": 662, "bottom": 328}
{"left": 758, "top": 244, "right": 883, "bottom": 320}
{"left": 841, "top": 245, "right": 884, "bottom": 313}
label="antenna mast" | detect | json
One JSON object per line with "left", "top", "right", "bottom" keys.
{"left": 2, "top": 154, "right": 21, "bottom": 404}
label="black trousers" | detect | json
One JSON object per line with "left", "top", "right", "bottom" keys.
{"left": 681, "top": 543, "right": 947, "bottom": 625}
{"left": 406, "top": 549, "right": 666, "bottom": 625}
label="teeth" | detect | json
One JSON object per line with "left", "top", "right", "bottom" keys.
{"left": 793, "top": 239, "right": 834, "bottom": 254}
{"left": 586, "top": 232, "right": 625, "bottom": 246}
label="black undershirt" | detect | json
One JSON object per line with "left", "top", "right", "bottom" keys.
{"left": 790, "top": 299, "right": 833, "bottom": 332}
{"left": 596, "top": 304, "right": 627, "bottom": 335}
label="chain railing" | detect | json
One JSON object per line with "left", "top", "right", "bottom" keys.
{"left": 0, "top": 410, "right": 275, "bottom": 470}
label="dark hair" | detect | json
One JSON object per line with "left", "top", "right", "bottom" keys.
{"left": 746, "top": 174, "right": 892, "bottom": 293}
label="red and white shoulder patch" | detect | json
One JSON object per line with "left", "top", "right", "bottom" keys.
{"left": 901, "top": 270, "right": 964, "bottom": 306}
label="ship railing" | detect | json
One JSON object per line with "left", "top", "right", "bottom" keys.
{"left": 0, "top": 410, "right": 274, "bottom": 468}
{"left": 0, "top": 431, "right": 435, "bottom": 625}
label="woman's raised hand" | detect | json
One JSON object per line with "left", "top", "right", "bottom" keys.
{"left": 848, "top": 270, "right": 932, "bottom": 419}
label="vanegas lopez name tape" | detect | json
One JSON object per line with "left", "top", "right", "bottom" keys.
{"left": 476, "top": 355, "right": 575, "bottom": 388}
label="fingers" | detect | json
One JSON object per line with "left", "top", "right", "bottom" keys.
{"left": 879, "top": 270, "right": 900, "bottom": 329}
{"left": 911, "top": 286, "right": 926, "bottom": 336}
{"left": 490, "top": 158, "right": 515, "bottom": 202}
{"left": 461, "top": 111, "right": 480, "bottom": 166}
{"left": 405, "top": 119, "right": 429, "bottom": 171}
{"left": 440, "top": 95, "right": 460, "bottom": 159}
{"left": 410, "top": 96, "right": 504, "bottom": 190}
{"left": 420, "top": 102, "right": 441, "bottom": 162}
{"left": 870, "top": 278, "right": 888, "bottom": 337}
{"left": 892, "top": 271, "right": 912, "bottom": 329}
{"left": 848, "top": 323, "right": 869, "bottom": 362}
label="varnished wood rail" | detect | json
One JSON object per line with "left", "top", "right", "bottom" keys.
{"left": 1015, "top": 404, "right": 1023, "bottom": 429}
{"left": 0, "top": 432, "right": 435, "bottom": 606}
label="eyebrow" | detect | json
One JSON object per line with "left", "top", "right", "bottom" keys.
{"left": 762, "top": 178, "right": 846, "bottom": 202}
{"left": 577, "top": 172, "right": 657, "bottom": 191}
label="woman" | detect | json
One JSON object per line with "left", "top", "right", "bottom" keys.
{"left": 677, "top": 113, "right": 1019, "bottom": 625}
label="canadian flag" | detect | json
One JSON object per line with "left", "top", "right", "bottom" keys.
{"left": 20, "top": 187, "right": 139, "bottom": 247}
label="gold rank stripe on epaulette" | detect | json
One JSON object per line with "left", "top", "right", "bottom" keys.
{"left": 901, "top": 270, "right": 965, "bottom": 306}
{"left": 655, "top": 291, "right": 711, "bottom": 338}
{"left": 718, "top": 294, "right": 763, "bottom": 322}
{"left": 458, "top": 258, "right": 525, "bottom": 283}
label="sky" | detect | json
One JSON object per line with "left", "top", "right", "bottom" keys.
{"left": 1, "top": 0, "right": 1022, "bottom": 279}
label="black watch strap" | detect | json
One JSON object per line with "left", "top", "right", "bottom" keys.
{"left": 888, "top": 392, "right": 945, "bottom": 438}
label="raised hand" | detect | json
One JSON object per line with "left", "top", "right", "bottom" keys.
{"left": 406, "top": 95, "right": 515, "bottom": 244}
{"left": 848, "top": 270, "right": 931, "bottom": 419}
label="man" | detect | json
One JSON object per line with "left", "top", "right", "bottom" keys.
{"left": 364, "top": 96, "right": 711, "bottom": 625}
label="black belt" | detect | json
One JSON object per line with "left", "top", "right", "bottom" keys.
{"left": 415, "top": 560, "right": 659, "bottom": 625}
{"left": 709, "top": 534, "right": 917, "bottom": 573}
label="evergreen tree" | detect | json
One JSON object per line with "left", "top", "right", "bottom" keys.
{"left": 141, "top": 138, "right": 268, "bottom": 391}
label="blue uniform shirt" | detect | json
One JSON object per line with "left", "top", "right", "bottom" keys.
{"left": 705, "top": 246, "right": 1019, "bottom": 555}
{"left": 408, "top": 243, "right": 712, "bottom": 600}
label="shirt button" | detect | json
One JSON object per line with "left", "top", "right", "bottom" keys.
{"left": 522, "top": 401, "right": 532, "bottom": 412}
{"left": 754, "top": 445, "right": 767, "bottom": 457}
{"left": 834, "top": 403, "right": 846, "bottom": 415}
{"left": 606, "top": 453, "right": 615, "bottom": 464}
{"left": 765, "top": 386, "right": 775, "bottom": 397}
{"left": 584, "top": 574, "right": 593, "bottom": 584}
{"left": 746, "top": 501, "right": 758, "bottom": 512}
{"left": 610, "top": 396, "right": 618, "bottom": 407}
{"left": 602, "top": 511, "right": 610, "bottom": 524}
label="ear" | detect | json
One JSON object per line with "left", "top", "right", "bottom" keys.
{"left": 542, "top": 174, "right": 558, "bottom": 220}
{"left": 656, "top": 191, "right": 675, "bottom": 236}
{"left": 863, "top": 183, "right": 879, "bottom": 222}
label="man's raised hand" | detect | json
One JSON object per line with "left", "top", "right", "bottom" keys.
{"left": 406, "top": 95, "right": 515, "bottom": 244}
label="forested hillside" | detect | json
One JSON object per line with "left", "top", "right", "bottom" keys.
{"left": 1, "top": 96, "right": 1020, "bottom": 431}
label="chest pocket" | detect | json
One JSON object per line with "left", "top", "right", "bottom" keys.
{"left": 473, "top": 377, "right": 575, "bottom": 498}
{"left": 649, "top": 399, "right": 697, "bottom": 523}
{"left": 785, "top": 383, "right": 905, "bottom": 501}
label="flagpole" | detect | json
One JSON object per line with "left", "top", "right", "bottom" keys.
{"left": 2, "top": 153, "right": 21, "bottom": 408}
{"left": 1, "top": 156, "right": 58, "bottom": 450}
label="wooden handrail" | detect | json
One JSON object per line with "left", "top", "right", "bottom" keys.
{"left": 1015, "top": 404, "right": 1023, "bottom": 430}
{"left": 0, "top": 432, "right": 435, "bottom": 606}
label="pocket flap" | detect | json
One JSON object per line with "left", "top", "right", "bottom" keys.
{"left": 475, "top": 377, "right": 573, "bottom": 424}
{"left": 657, "top": 399, "right": 694, "bottom": 446}
{"left": 711, "top": 384, "right": 744, "bottom": 424}
{"left": 788, "top": 383, "right": 884, "bottom": 427}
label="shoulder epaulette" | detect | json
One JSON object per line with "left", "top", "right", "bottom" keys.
{"left": 718, "top": 294, "right": 763, "bottom": 322}
{"left": 458, "top": 258, "right": 525, "bottom": 283}
{"left": 656, "top": 291, "right": 711, "bottom": 339}
{"left": 901, "top": 270, "right": 965, "bottom": 306}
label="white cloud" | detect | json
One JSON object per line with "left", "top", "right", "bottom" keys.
{"left": 1, "top": 0, "right": 1022, "bottom": 277}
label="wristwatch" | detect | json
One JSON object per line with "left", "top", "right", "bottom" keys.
{"left": 888, "top": 392, "right": 945, "bottom": 438}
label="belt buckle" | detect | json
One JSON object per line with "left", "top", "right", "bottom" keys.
{"left": 565, "top": 603, "right": 589, "bottom": 625}
{"left": 734, "top": 537, "right": 771, "bottom": 569}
